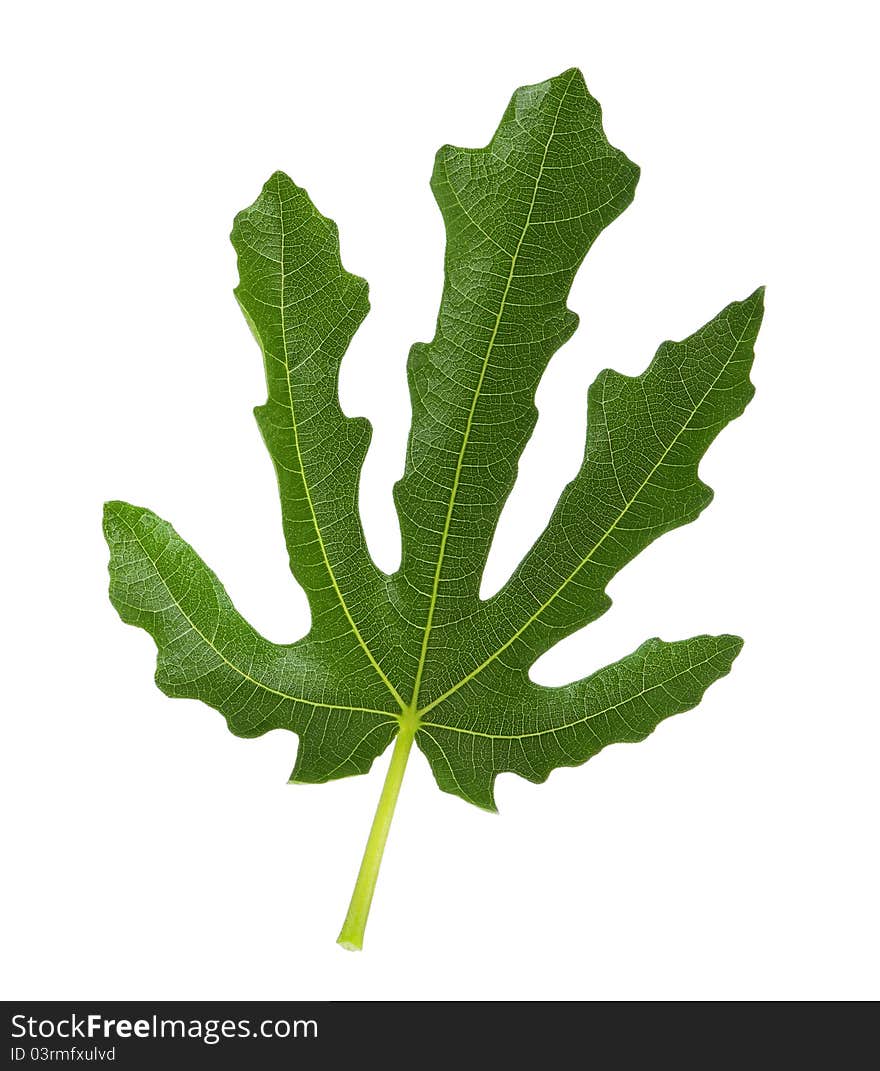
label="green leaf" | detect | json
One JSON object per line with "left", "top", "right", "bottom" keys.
{"left": 104, "top": 67, "right": 763, "bottom": 949}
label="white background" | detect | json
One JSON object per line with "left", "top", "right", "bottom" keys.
{"left": 2, "top": 0, "right": 878, "bottom": 1001}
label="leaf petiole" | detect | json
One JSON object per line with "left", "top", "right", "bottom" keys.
{"left": 337, "top": 712, "right": 417, "bottom": 951}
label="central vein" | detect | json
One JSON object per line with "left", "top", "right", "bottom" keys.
{"left": 407, "top": 76, "right": 572, "bottom": 713}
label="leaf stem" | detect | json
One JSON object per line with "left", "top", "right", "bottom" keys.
{"left": 337, "top": 713, "right": 416, "bottom": 951}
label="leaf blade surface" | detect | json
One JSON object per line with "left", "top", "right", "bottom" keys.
{"left": 104, "top": 67, "right": 762, "bottom": 946}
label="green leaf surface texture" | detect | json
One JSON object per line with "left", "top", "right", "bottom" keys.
{"left": 105, "top": 68, "right": 762, "bottom": 943}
